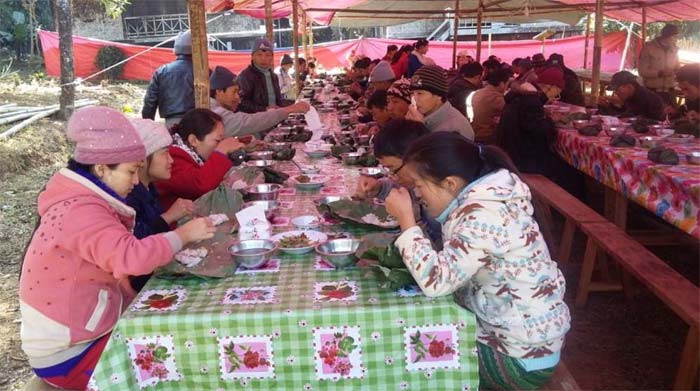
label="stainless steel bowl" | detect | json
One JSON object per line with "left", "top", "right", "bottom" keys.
{"left": 640, "top": 136, "right": 661, "bottom": 149}
{"left": 341, "top": 152, "right": 363, "bottom": 165}
{"left": 656, "top": 128, "right": 675, "bottom": 137}
{"left": 605, "top": 125, "right": 628, "bottom": 137}
{"left": 572, "top": 119, "right": 590, "bottom": 130}
{"left": 301, "top": 165, "right": 321, "bottom": 174}
{"left": 648, "top": 124, "right": 664, "bottom": 134}
{"left": 359, "top": 167, "right": 387, "bottom": 178}
{"left": 315, "top": 239, "right": 361, "bottom": 269}
{"left": 244, "top": 184, "right": 282, "bottom": 201}
{"left": 229, "top": 240, "right": 277, "bottom": 269}
{"left": 267, "top": 142, "right": 292, "bottom": 152}
{"left": 249, "top": 151, "right": 274, "bottom": 160}
{"left": 313, "top": 195, "right": 350, "bottom": 206}
{"left": 245, "top": 159, "right": 275, "bottom": 168}
{"left": 242, "top": 200, "right": 280, "bottom": 221}
{"left": 687, "top": 151, "right": 700, "bottom": 165}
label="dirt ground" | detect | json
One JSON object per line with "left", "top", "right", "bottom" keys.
{"left": 0, "top": 76, "right": 698, "bottom": 390}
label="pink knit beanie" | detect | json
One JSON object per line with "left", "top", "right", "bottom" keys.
{"left": 66, "top": 106, "right": 146, "bottom": 164}
{"left": 130, "top": 119, "right": 173, "bottom": 156}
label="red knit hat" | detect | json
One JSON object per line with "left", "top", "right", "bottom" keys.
{"left": 536, "top": 66, "right": 565, "bottom": 89}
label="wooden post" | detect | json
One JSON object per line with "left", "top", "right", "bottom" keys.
{"left": 583, "top": 13, "right": 591, "bottom": 69}
{"left": 302, "top": 11, "right": 309, "bottom": 60}
{"left": 292, "top": 0, "right": 300, "bottom": 99}
{"left": 308, "top": 17, "right": 314, "bottom": 58}
{"left": 188, "top": 0, "right": 210, "bottom": 109}
{"left": 641, "top": 7, "right": 647, "bottom": 44}
{"left": 264, "top": 0, "right": 273, "bottom": 44}
{"left": 620, "top": 22, "right": 633, "bottom": 71}
{"left": 451, "top": 0, "right": 460, "bottom": 69}
{"left": 488, "top": 33, "right": 492, "bottom": 56}
{"left": 56, "top": 0, "right": 74, "bottom": 120}
{"left": 475, "top": 0, "right": 484, "bottom": 63}
{"left": 591, "top": 0, "right": 604, "bottom": 104}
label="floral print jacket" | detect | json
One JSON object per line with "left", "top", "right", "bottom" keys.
{"left": 394, "top": 169, "right": 571, "bottom": 359}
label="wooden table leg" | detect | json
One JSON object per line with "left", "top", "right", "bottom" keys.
{"left": 673, "top": 327, "right": 700, "bottom": 390}
{"left": 603, "top": 187, "right": 636, "bottom": 298}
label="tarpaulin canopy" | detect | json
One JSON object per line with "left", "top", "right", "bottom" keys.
{"left": 37, "top": 29, "right": 637, "bottom": 82}
{"left": 204, "top": 0, "right": 698, "bottom": 27}
{"left": 554, "top": 0, "right": 700, "bottom": 23}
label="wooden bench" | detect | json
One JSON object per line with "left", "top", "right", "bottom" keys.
{"left": 576, "top": 221, "right": 700, "bottom": 390}
{"left": 521, "top": 174, "right": 608, "bottom": 263}
{"left": 542, "top": 361, "right": 580, "bottom": 391}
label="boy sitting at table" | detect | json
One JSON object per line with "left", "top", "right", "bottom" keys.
{"left": 354, "top": 119, "right": 441, "bottom": 246}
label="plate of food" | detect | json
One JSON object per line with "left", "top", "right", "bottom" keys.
{"left": 319, "top": 198, "right": 400, "bottom": 229}
{"left": 271, "top": 230, "right": 328, "bottom": 254}
{"left": 291, "top": 174, "right": 327, "bottom": 190}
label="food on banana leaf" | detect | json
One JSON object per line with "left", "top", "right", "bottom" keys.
{"left": 577, "top": 124, "right": 602, "bottom": 136}
{"left": 672, "top": 118, "right": 700, "bottom": 137}
{"left": 296, "top": 175, "right": 311, "bottom": 183}
{"left": 278, "top": 233, "right": 312, "bottom": 248}
{"left": 631, "top": 117, "right": 655, "bottom": 133}
{"left": 356, "top": 233, "right": 417, "bottom": 290}
{"left": 331, "top": 145, "right": 356, "bottom": 159}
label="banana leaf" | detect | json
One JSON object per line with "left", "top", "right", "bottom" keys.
{"left": 272, "top": 147, "right": 296, "bottom": 161}
{"left": 193, "top": 183, "right": 243, "bottom": 220}
{"left": 321, "top": 199, "right": 399, "bottom": 229}
{"left": 331, "top": 145, "right": 356, "bottom": 159}
{"left": 672, "top": 118, "right": 700, "bottom": 137}
{"left": 355, "top": 233, "right": 416, "bottom": 290}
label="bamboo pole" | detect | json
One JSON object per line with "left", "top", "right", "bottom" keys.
{"left": 591, "top": 0, "right": 605, "bottom": 104}
{"left": 583, "top": 13, "right": 591, "bottom": 69}
{"left": 451, "top": 0, "right": 460, "bottom": 69}
{"left": 620, "top": 22, "right": 633, "bottom": 71}
{"left": 292, "top": 0, "right": 300, "bottom": 99}
{"left": 308, "top": 17, "right": 314, "bottom": 58}
{"left": 641, "top": 7, "right": 647, "bottom": 44}
{"left": 302, "top": 11, "right": 309, "bottom": 60}
{"left": 476, "top": 0, "right": 483, "bottom": 63}
{"left": 0, "top": 100, "right": 98, "bottom": 140}
{"left": 187, "top": 0, "right": 210, "bottom": 109}
{"left": 264, "top": 0, "right": 273, "bottom": 44}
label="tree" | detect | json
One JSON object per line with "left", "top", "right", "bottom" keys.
{"left": 54, "top": 0, "right": 74, "bottom": 120}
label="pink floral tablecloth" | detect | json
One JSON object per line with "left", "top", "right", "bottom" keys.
{"left": 554, "top": 128, "right": 700, "bottom": 238}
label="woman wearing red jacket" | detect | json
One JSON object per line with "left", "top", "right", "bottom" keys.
{"left": 156, "top": 108, "right": 244, "bottom": 211}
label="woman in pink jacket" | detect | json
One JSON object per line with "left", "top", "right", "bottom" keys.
{"left": 19, "top": 106, "right": 215, "bottom": 390}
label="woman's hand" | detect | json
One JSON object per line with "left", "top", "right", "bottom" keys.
{"left": 175, "top": 217, "right": 215, "bottom": 244}
{"left": 161, "top": 198, "right": 194, "bottom": 224}
{"left": 385, "top": 187, "right": 416, "bottom": 230}
{"left": 216, "top": 137, "right": 245, "bottom": 154}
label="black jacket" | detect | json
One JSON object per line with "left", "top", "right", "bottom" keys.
{"left": 497, "top": 91, "right": 557, "bottom": 175}
{"left": 599, "top": 84, "right": 665, "bottom": 120}
{"left": 142, "top": 55, "right": 195, "bottom": 120}
{"left": 447, "top": 77, "right": 480, "bottom": 117}
{"left": 560, "top": 67, "right": 585, "bottom": 107}
{"left": 496, "top": 90, "right": 585, "bottom": 197}
{"left": 237, "top": 63, "right": 292, "bottom": 113}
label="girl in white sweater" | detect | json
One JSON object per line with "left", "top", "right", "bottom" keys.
{"left": 385, "top": 132, "right": 570, "bottom": 390}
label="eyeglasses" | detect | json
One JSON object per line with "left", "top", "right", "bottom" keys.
{"left": 387, "top": 163, "right": 405, "bottom": 180}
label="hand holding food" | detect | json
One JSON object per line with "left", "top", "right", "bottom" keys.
{"left": 384, "top": 187, "right": 416, "bottom": 230}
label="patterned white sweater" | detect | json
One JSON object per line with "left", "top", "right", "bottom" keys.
{"left": 395, "top": 169, "right": 571, "bottom": 359}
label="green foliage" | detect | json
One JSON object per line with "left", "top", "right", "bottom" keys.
{"left": 100, "top": 0, "right": 131, "bottom": 19}
{"left": 94, "top": 45, "right": 126, "bottom": 80}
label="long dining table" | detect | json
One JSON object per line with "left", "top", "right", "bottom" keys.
{"left": 551, "top": 105, "right": 700, "bottom": 239}
{"left": 87, "top": 107, "right": 479, "bottom": 391}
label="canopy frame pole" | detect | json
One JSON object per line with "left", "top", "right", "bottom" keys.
{"left": 620, "top": 21, "right": 634, "bottom": 71}
{"left": 264, "top": 0, "right": 273, "bottom": 44}
{"left": 591, "top": 0, "right": 604, "bottom": 104}
{"left": 641, "top": 7, "right": 647, "bottom": 44}
{"left": 476, "top": 0, "right": 483, "bottom": 63}
{"left": 292, "top": 0, "right": 300, "bottom": 99}
{"left": 187, "top": 0, "right": 209, "bottom": 109}
{"left": 488, "top": 32, "right": 492, "bottom": 56}
{"left": 308, "top": 16, "right": 314, "bottom": 59}
{"left": 302, "top": 11, "right": 309, "bottom": 60}
{"left": 583, "top": 13, "right": 591, "bottom": 69}
{"left": 451, "top": 0, "right": 460, "bottom": 69}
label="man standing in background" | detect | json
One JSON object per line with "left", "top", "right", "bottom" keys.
{"left": 639, "top": 24, "right": 680, "bottom": 105}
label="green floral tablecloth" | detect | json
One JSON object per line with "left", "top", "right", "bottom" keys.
{"left": 89, "top": 114, "right": 479, "bottom": 391}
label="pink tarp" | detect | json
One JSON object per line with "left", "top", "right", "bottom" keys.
{"left": 37, "top": 29, "right": 637, "bottom": 82}
{"left": 555, "top": 0, "right": 700, "bottom": 23}
{"left": 204, "top": 0, "right": 367, "bottom": 25}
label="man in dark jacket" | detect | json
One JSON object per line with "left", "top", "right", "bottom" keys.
{"left": 447, "top": 62, "right": 482, "bottom": 118}
{"left": 237, "top": 38, "right": 293, "bottom": 113}
{"left": 599, "top": 71, "right": 666, "bottom": 120}
{"left": 142, "top": 31, "right": 195, "bottom": 127}
{"left": 496, "top": 85, "right": 585, "bottom": 198}
{"left": 548, "top": 53, "right": 585, "bottom": 106}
